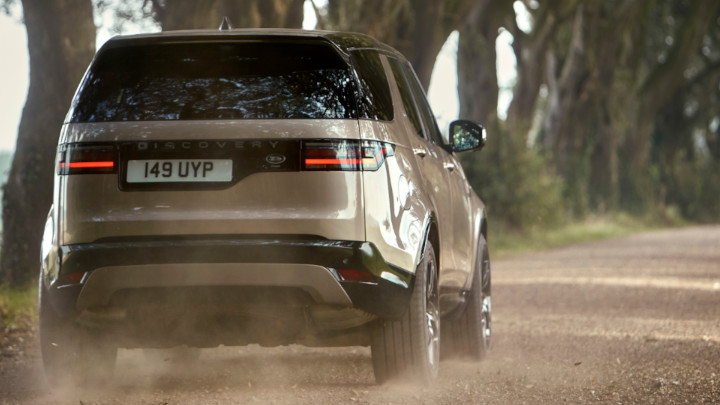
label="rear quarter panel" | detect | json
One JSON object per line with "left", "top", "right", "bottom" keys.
{"left": 464, "top": 190, "right": 487, "bottom": 290}
{"left": 359, "top": 119, "right": 429, "bottom": 273}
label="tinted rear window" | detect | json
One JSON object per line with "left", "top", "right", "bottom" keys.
{"left": 69, "top": 41, "right": 360, "bottom": 122}
{"left": 351, "top": 50, "right": 393, "bottom": 121}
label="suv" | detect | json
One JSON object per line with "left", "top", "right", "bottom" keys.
{"left": 39, "top": 28, "right": 491, "bottom": 386}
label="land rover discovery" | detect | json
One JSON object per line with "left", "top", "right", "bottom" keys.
{"left": 39, "top": 28, "right": 491, "bottom": 386}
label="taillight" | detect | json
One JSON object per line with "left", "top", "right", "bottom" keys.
{"left": 336, "top": 268, "right": 376, "bottom": 284}
{"left": 57, "top": 144, "right": 116, "bottom": 175}
{"left": 58, "top": 271, "right": 87, "bottom": 285}
{"left": 301, "top": 140, "right": 394, "bottom": 171}
{"left": 359, "top": 141, "right": 393, "bottom": 171}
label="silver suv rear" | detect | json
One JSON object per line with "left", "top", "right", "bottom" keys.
{"left": 40, "top": 29, "right": 491, "bottom": 386}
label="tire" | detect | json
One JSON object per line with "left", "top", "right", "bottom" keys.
{"left": 371, "top": 242, "right": 440, "bottom": 384}
{"left": 39, "top": 286, "right": 117, "bottom": 388}
{"left": 443, "top": 236, "right": 491, "bottom": 360}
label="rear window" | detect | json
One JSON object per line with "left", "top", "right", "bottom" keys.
{"left": 69, "top": 41, "right": 361, "bottom": 122}
{"left": 350, "top": 50, "right": 394, "bottom": 121}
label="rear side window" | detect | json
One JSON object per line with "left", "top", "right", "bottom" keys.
{"left": 69, "top": 42, "right": 359, "bottom": 122}
{"left": 399, "top": 62, "right": 445, "bottom": 145}
{"left": 389, "top": 59, "right": 423, "bottom": 136}
{"left": 350, "top": 50, "right": 393, "bottom": 121}
{"left": 389, "top": 58, "right": 444, "bottom": 144}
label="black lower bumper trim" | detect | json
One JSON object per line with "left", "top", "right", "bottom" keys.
{"left": 52, "top": 236, "right": 414, "bottom": 319}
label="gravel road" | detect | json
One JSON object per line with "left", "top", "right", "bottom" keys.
{"left": 1, "top": 225, "right": 719, "bottom": 404}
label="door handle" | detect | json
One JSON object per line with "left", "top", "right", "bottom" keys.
{"left": 443, "top": 162, "right": 455, "bottom": 171}
{"left": 413, "top": 148, "right": 427, "bottom": 158}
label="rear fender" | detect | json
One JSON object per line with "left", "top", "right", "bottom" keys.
{"left": 40, "top": 206, "right": 60, "bottom": 290}
{"left": 463, "top": 203, "right": 487, "bottom": 292}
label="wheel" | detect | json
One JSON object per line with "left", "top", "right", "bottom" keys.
{"left": 39, "top": 285, "right": 117, "bottom": 388}
{"left": 371, "top": 242, "right": 440, "bottom": 384}
{"left": 443, "top": 236, "right": 491, "bottom": 359}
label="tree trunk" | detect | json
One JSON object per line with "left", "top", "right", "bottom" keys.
{"left": 541, "top": 6, "right": 584, "bottom": 167}
{"left": 505, "top": 2, "right": 560, "bottom": 140}
{"left": 151, "top": 0, "right": 219, "bottom": 29}
{"left": 1, "top": 0, "right": 95, "bottom": 286}
{"left": 539, "top": 1, "right": 656, "bottom": 215}
{"left": 585, "top": 2, "right": 632, "bottom": 212}
{"left": 326, "top": 0, "right": 475, "bottom": 90}
{"left": 621, "top": 0, "right": 720, "bottom": 210}
{"left": 152, "top": 0, "right": 305, "bottom": 30}
{"left": 457, "top": 0, "right": 508, "bottom": 125}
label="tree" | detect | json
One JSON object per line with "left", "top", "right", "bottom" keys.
{"left": 325, "top": 0, "right": 475, "bottom": 89}
{"left": 648, "top": 2, "right": 720, "bottom": 221}
{"left": 455, "top": 0, "right": 562, "bottom": 230}
{"left": 493, "top": 0, "right": 720, "bottom": 219}
{"left": 0, "top": 0, "right": 310, "bottom": 285}
{"left": 536, "top": 0, "right": 720, "bottom": 214}
{"left": 1, "top": 0, "right": 96, "bottom": 285}
{"left": 621, "top": 0, "right": 720, "bottom": 211}
{"left": 149, "top": 0, "right": 304, "bottom": 30}
{"left": 540, "top": 2, "right": 632, "bottom": 214}
{"left": 456, "top": 0, "right": 512, "bottom": 127}
{"left": 504, "top": 0, "right": 571, "bottom": 139}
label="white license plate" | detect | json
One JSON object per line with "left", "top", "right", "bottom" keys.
{"left": 126, "top": 159, "right": 233, "bottom": 183}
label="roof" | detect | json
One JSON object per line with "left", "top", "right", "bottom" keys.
{"left": 100, "top": 28, "right": 404, "bottom": 61}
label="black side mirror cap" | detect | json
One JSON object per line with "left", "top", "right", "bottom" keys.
{"left": 449, "top": 120, "right": 486, "bottom": 153}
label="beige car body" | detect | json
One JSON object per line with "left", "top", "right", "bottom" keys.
{"left": 41, "top": 29, "right": 487, "bottom": 347}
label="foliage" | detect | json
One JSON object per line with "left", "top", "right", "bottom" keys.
{"left": 649, "top": 1, "right": 720, "bottom": 223}
{"left": 460, "top": 121, "right": 563, "bottom": 232}
{"left": 489, "top": 212, "right": 685, "bottom": 258}
{"left": 3, "top": 0, "right": 720, "bottom": 286}
{"left": 1, "top": 0, "right": 96, "bottom": 286}
{"left": 0, "top": 283, "right": 37, "bottom": 328}
{"left": 94, "top": 0, "right": 156, "bottom": 35}
{"left": 659, "top": 154, "right": 720, "bottom": 222}
{"left": 490, "top": 0, "right": 720, "bottom": 227}
{"left": 1, "top": 0, "right": 13, "bottom": 16}
{"left": 326, "top": 0, "right": 475, "bottom": 88}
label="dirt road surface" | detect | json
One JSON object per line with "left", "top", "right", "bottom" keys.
{"left": 1, "top": 225, "right": 719, "bottom": 404}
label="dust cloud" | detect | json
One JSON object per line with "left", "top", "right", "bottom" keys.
{"left": 2, "top": 225, "right": 719, "bottom": 404}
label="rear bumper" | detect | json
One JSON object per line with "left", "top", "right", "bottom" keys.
{"left": 45, "top": 237, "right": 414, "bottom": 320}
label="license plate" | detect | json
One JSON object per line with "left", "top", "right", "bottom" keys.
{"left": 126, "top": 159, "right": 233, "bottom": 183}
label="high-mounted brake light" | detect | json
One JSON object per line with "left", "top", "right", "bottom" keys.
{"left": 302, "top": 140, "right": 394, "bottom": 171}
{"left": 57, "top": 144, "right": 117, "bottom": 175}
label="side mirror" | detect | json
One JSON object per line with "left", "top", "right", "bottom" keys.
{"left": 449, "top": 120, "right": 486, "bottom": 153}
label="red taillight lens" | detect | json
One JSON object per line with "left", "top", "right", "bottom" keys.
{"left": 337, "top": 268, "right": 376, "bottom": 284}
{"left": 302, "top": 140, "right": 393, "bottom": 171}
{"left": 57, "top": 144, "right": 116, "bottom": 175}
{"left": 303, "top": 140, "right": 361, "bottom": 171}
{"left": 58, "top": 271, "right": 87, "bottom": 286}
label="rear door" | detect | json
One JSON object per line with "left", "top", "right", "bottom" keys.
{"left": 387, "top": 59, "right": 460, "bottom": 285}
{"left": 388, "top": 59, "right": 473, "bottom": 289}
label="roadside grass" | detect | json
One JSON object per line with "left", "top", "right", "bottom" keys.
{"left": 489, "top": 211, "right": 688, "bottom": 258}
{"left": 0, "top": 283, "right": 37, "bottom": 329}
